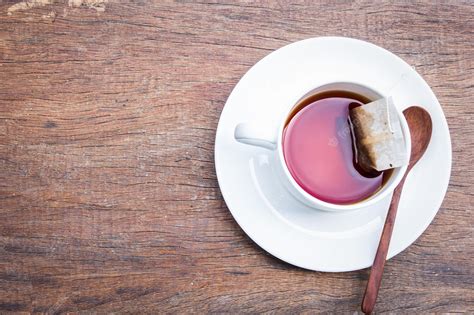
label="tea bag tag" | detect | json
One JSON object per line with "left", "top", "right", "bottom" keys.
{"left": 349, "top": 97, "right": 408, "bottom": 172}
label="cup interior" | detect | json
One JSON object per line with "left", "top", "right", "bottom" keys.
{"left": 295, "top": 82, "right": 381, "bottom": 105}
{"left": 280, "top": 82, "right": 410, "bottom": 209}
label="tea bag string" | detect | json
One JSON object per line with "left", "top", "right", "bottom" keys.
{"left": 386, "top": 72, "right": 410, "bottom": 96}
{"left": 385, "top": 72, "right": 411, "bottom": 134}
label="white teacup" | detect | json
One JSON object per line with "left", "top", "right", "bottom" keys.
{"left": 234, "top": 82, "right": 411, "bottom": 212}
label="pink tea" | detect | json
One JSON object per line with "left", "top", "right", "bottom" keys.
{"left": 282, "top": 91, "right": 390, "bottom": 205}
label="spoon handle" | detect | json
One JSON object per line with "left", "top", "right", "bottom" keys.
{"left": 361, "top": 175, "right": 407, "bottom": 314}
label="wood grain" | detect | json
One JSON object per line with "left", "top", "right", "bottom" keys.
{"left": 0, "top": 1, "right": 473, "bottom": 313}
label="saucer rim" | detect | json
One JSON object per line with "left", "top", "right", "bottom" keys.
{"left": 215, "top": 36, "right": 452, "bottom": 272}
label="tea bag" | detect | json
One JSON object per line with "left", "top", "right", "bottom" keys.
{"left": 349, "top": 97, "right": 408, "bottom": 173}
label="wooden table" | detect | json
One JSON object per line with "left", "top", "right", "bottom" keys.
{"left": 1, "top": 1, "right": 473, "bottom": 313}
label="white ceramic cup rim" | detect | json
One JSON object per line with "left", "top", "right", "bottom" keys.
{"left": 234, "top": 81, "right": 411, "bottom": 212}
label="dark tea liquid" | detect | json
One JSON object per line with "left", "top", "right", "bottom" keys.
{"left": 282, "top": 91, "right": 389, "bottom": 205}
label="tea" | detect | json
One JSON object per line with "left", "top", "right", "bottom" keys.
{"left": 282, "top": 91, "right": 390, "bottom": 205}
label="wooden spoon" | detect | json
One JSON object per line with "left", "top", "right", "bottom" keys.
{"left": 361, "top": 106, "right": 433, "bottom": 314}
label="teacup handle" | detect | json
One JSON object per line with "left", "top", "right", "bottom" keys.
{"left": 234, "top": 123, "right": 277, "bottom": 150}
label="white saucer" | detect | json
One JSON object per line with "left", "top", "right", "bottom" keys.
{"left": 215, "top": 37, "right": 451, "bottom": 272}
